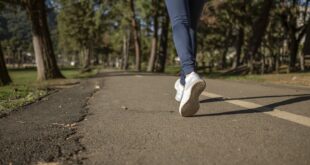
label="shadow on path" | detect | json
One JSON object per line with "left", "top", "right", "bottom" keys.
{"left": 195, "top": 94, "right": 310, "bottom": 117}
{"left": 200, "top": 94, "right": 310, "bottom": 103}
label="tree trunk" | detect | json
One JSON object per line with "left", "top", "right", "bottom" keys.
{"left": 155, "top": 12, "right": 170, "bottom": 73}
{"left": 232, "top": 28, "right": 244, "bottom": 69}
{"left": 0, "top": 42, "right": 12, "bottom": 86}
{"left": 275, "top": 53, "right": 280, "bottom": 73}
{"left": 129, "top": 0, "right": 142, "bottom": 71}
{"left": 302, "top": 19, "right": 310, "bottom": 71}
{"left": 288, "top": 36, "right": 299, "bottom": 71}
{"left": 18, "top": 49, "right": 23, "bottom": 68}
{"left": 246, "top": 0, "right": 273, "bottom": 74}
{"left": 81, "top": 46, "right": 91, "bottom": 72}
{"left": 287, "top": 29, "right": 306, "bottom": 72}
{"left": 147, "top": 0, "right": 159, "bottom": 72}
{"left": 221, "top": 48, "right": 228, "bottom": 69}
{"left": 221, "top": 28, "right": 232, "bottom": 69}
{"left": 299, "top": 51, "right": 305, "bottom": 71}
{"left": 280, "top": 0, "right": 308, "bottom": 72}
{"left": 122, "top": 30, "right": 130, "bottom": 70}
{"left": 261, "top": 48, "right": 266, "bottom": 74}
{"left": 27, "top": 0, "right": 64, "bottom": 81}
{"left": 304, "top": 21, "right": 310, "bottom": 55}
{"left": 93, "top": 49, "right": 99, "bottom": 65}
{"left": 107, "top": 52, "right": 112, "bottom": 67}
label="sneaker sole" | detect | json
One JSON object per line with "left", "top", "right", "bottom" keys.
{"left": 180, "top": 80, "right": 206, "bottom": 117}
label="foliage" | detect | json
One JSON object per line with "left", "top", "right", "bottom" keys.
{"left": 0, "top": 0, "right": 309, "bottom": 73}
{"left": 0, "top": 7, "right": 32, "bottom": 54}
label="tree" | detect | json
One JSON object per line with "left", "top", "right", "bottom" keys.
{"left": 245, "top": 0, "right": 274, "bottom": 74}
{"left": 280, "top": 0, "right": 309, "bottom": 71}
{"left": 122, "top": 29, "right": 130, "bottom": 70}
{"left": 232, "top": 0, "right": 246, "bottom": 69}
{"left": 129, "top": 0, "right": 142, "bottom": 71}
{"left": 155, "top": 8, "right": 169, "bottom": 72}
{"left": 0, "top": 7, "right": 33, "bottom": 68}
{"left": 302, "top": 18, "right": 310, "bottom": 71}
{"left": 147, "top": 0, "right": 159, "bottom": 72}
{"left": 57, "top": 0, "right": 98, "bottom": 72}
{"left": 3, "top": 0, "right": 64, "bottom": 80}
{"left": 0, "top": 41, "right": 11, "bottom": 86}
{"left": 304, "top": 20, "right": 310, "bottom": 55}
{"left": 0, "top": 5, "right": 12, "bottom": 86}
{"left": 2, "top": 0, "right": 308, "bottom": 75}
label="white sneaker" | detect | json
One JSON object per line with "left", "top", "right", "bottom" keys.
{"left": 179, "top": 72, "right": 206, "bottom": 117}
{"left": 174, "top": 78, "right": 184, "bottom": 102}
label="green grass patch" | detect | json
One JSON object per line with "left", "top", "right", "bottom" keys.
{"left": 0, "top": 85, "right": 47, "bottom": 115}
{"left": 165, "top": 65, "right": 181, "bottom": 75}
{"left": 204, "top": 71, "right": 310, "bottom": 87}
{"left": 0, "top": 67, "right": 99, "bottom": 115}
{"left": 204, "top": 72, "right": 265, "bottom": 82}
{"left": 165, "top": 65, "right": 264, "bottom": 82}
{"left": 165, "top": 65, "right": 310, "bottom": 87}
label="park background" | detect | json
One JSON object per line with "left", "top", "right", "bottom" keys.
{"left": 0, "top": 0, "right": 310, "bottom": 113}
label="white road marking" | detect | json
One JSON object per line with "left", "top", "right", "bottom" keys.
{"left": 202, "top": 91, "right": 310, "bottom": 127}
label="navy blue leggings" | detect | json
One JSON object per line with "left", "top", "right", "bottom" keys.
{"left": 165, "top": 0, "right": 205, "bottom": 85}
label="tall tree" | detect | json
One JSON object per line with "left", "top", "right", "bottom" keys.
{"left": 0, "top": 6, "right": 12, "bottom": 86}
{"left": 57, "top": 0, "right": 98, "bottom": 72}
{"left": 303, "top": 20, "right": 310, "bottom": 56}
{"left": 280, "top": 0, "right": 309, "bottom": 71}
{"left": 232, "top": 27, "right": 244, "bottom": 68}
{"left": 232, "top": 0, "right": 246, "bottom": 69}
{"left": 246, "top": 0, "right": 274, "bottom": 74}
{"left": 129, "top": 0, "right": 142, "bottom": 71}
{"left": 147, "top": 0, "right": 159, "bottom": 72}
{"left": 155, "top": 9, "right": 169, "bottom": 72}
{"left": 122, "top": 28, "right": 130, "bottom": 70}
{"left": 302, "top": 18, "right": 310, "bottom": 71}
{"left": 1, "top": 7, "right": 33, "bottom": 68}
{"left": 0, "top": 41, "right": 11, "bottom": 86}
{"left": 5, "top": 0, "right": 64, "bottom": 80}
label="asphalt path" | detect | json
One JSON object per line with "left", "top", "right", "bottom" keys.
{"left": 79, "top": 71, "right": 310, "bottom": 165}
{"left": 1, "top": 71, "right": 310, "bottom": 165}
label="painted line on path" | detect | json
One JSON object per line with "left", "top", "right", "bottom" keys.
{"left": 202, "top": 91, "right": 310, "bottom": 128}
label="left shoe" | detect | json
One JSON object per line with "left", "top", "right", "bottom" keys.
{"left": 174, "top": 78, "right": 184, "bottom": 102}
{"left": 179, "top": 72, "right": 206, "bottom": 117}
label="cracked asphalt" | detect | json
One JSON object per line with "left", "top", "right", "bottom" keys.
{"left": 0, "top": 79, "right": 101, "bottom": 164}
{"left": 1, "top": 71, "right": 310, "bottom": 165}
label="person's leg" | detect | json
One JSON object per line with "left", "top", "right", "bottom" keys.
{"left": 189, "top": 0, "right": 205, "bottom": 62}
{"left": 180, "top": 1, "right": 205, "bottom": 85}
{"left": 180, "top": 70, "right": 186, "bottom": 86}
{"left": 165, "top": 0, "right": 195, "bottom": 86}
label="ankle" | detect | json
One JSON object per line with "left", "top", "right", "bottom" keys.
{"left": 185, "top": 71, "right": 195, "bottom": 77}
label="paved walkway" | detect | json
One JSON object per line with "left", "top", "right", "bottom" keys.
{"left": 79, "top": 71, "right": 310, "bottom": 165}
{"left": 1, "top": 71, "right": 310, "bottom": 164}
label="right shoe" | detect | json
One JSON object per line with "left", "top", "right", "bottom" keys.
{"left": 179, "top": 72, "right": 206, "bottom": 117}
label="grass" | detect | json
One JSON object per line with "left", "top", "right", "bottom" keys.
{"left": 0, "top": 67, "right": 99, "bottom": 115}
{"left": 202, "top": 71, "right": 310, "bottom": 87}
{"left": 258, "top": 72, "right": 310, "bottom": 87}
{"left": 203, "top": 72, "right": 266, "bottom": 82}
{"left": 165, "top": 65, "right": 310, "bottom": 87}
{"left": 165, "top": 65, "right": 182, "bottom": 75}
